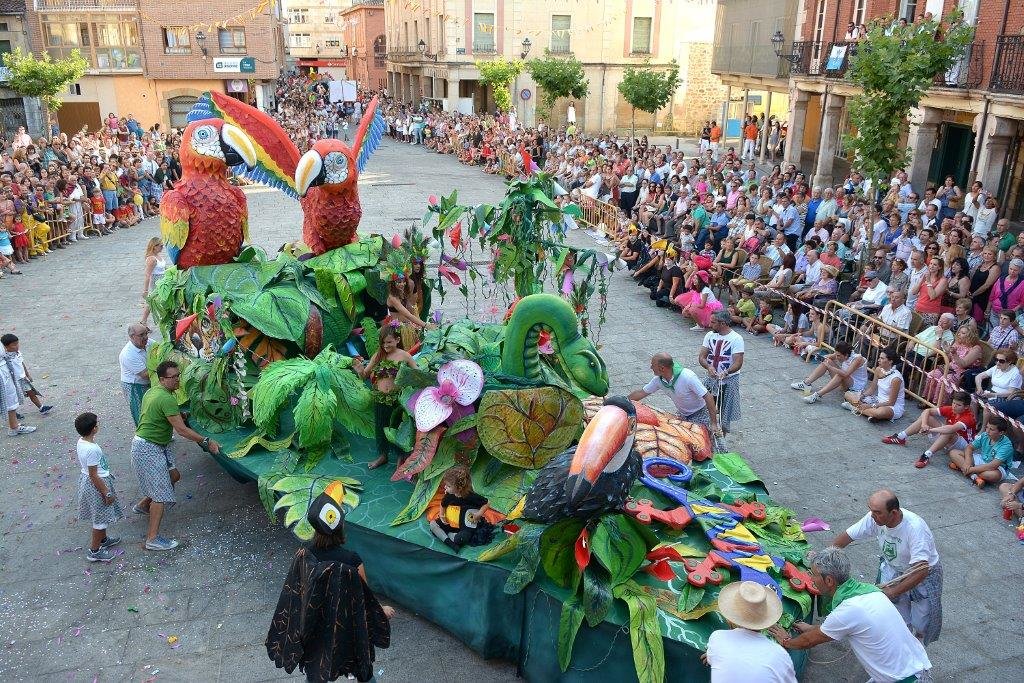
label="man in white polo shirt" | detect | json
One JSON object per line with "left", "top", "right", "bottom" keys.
{"left": 832, "top": 489, "right": 943, "bottom": 645}
{"left": 771, "top": 546, "right": 931, "bottom": 683}
{"left": 628, "top": 352, "right": 721, "bottom": 435}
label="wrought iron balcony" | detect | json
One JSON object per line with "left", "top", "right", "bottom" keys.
{"left": 992, "top": 35, "right": 1024, "bottom": 95}
{"left": 933, "top": 41, "right": 984, "bottom": 90}
{"left": 472, "top": 42, "right": 496, "bottom": 54}
{"left": 788, "top": 41, "right": 820, "bottom": 77}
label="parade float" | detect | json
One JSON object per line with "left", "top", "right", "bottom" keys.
{"left": 147, "top": 93, "right": 817, "bottom": 681}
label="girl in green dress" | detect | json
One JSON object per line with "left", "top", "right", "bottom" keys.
{"left": 353, "top": 323, "right": 418, "bottom": 470}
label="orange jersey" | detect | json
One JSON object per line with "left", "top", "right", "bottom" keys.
{"left": 744, "top": 123, "right": 758, "bottom": 140}
{"left": 91, "top": 196, "right": 105, "bottom": 214}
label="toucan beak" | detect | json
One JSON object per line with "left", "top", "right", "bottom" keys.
{"left": 565, "top": 405, "right": 633, "bottom": 505}
{"left": 220, "top": 123, "right": 257, "bottom": 169}
{"left": 295, "top": 149, "right": 323, "bottom": 197}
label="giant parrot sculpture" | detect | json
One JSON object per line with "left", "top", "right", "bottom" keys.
{"left": 161, "top": 117, "right": 258, "bottom": 267}
{"left": 187, "top": 91, "right": 386, "bottom": 255}
{"left": 513, "top": 396, "right": 642, "bottom": 523}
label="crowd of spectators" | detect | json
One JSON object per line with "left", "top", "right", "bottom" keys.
{"left": 0, "top": 116, "right": 182, "bottom": 278}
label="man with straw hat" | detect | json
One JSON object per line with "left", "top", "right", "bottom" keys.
{"left": 770, "top": 547, "right": 931, "bottom": 683}
{"left": 703, "top": 581, "right": 796, "bottom": 682}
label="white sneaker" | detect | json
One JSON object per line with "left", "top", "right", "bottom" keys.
{"left": 690, "top": 325, "right": 702, "bottom": 331}
{"left": 840, "top": 401, "right": 856, "bottom": 412}
{"left": 791, "top": 381, "right": 810, "bottom": 391}
{"left": 8, "top": 424, "right": 36, "bottom": 435}
{"left": 803, "top": 393, "right": 819, "bottom": 404}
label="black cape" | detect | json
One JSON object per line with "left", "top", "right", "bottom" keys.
{"left": 266, "top": 548, "right": 391, "bottom": 682}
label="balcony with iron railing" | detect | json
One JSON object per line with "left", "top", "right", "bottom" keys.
{"left": 992, "top": 35, "right": 1024, "bottom": 96}
{"left": 34, "top": 0, "right": 137, "bottom": 10}
{"left": 472, "top": 41, "right": 496, "bottom": 55}
{"left": 933, "top": 41, "right": 985, "bottom": 90}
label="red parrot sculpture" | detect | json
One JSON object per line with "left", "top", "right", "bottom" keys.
{"left": 161, "top": 119, "right": 258, "bottom": 267}
{"left": 192, "top": 92, "right": 385, "bottom": 255}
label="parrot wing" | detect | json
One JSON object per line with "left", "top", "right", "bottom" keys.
{"left": 160, "top": 189, "right": 190, "bottom": 265}
{"left": 353, "top": 96, "right": 386, "bottom": 174}
{"left": 189, "top": 92, "right": 302, "bottom": 199}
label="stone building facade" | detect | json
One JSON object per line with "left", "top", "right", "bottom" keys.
{"left": 384, "top": 0, "right": 724, "bottom": 135}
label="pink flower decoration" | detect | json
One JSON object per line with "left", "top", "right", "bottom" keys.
{"left": 438, "top": 264, "right": 462, "bottom": 286}
{"left": 428, "top": 194, "right": 438, "bottom": 206}
{"left": 391, "top": 234, "right": 403, "bottom": 248}
{"left": 414, "top": 360, "right": 484, "bottom": 432}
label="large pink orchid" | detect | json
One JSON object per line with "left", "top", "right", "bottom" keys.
{"left": 413, "top": 360, "right": 484, "bottom": 432}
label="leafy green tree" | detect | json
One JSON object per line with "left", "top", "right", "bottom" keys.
{"left": 617, "top": 60, "right": 680, "bottom": 154}
{"left": 844, "top": 12, "right": 972, "bottom": 251}
{"left": 526, "top": 53, "right": 589, "bottom": 122}
{"left": 476, "top": 58, "right": 523, "bottom": 113}
{"left": 2, "top": 48, "right": 88, "bottom": 135}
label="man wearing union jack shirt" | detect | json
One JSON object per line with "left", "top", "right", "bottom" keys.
{"left": 699, "top": 310, "right": 745, "bottom": 433}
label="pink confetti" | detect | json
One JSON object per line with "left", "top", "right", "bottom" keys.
{"left": 72, "top": 627, "right": 82, "bottom": 637}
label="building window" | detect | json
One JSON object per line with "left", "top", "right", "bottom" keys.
{"left": 0, "top": 40, "right": 10, "bottom": 55}
{"left": 324, "top": 14, "right": 335, "bottom": 24}
{"left": 288, "top": 9, "right": 308, "bottom": 24}
{"left": 325, "top": 39, "right": 340, "bottom": 48}
{"left": 288, "top": 33, "right": 312, "bottom": 49}
{"left": 473, "top": 12, "right": 494, "bottom": 52}
{"left": 168, "top": 95, "right": 199, "bottom": 129}
{"left": 94, "top": 19, "right": 141, "bottom": 69}
{"left": 374, "top": 34, "right": 386, "bottom": 67}
{"left": 812, "top": 0, "right": 827, "bottom": 61}
{"left": 0, "top": 22, "right": 8, "bottom": 32}
{"left": 632, "top": 17, "right": 652, "bottom": 54}
{"left": 551, "top": 15, "right": 570, "bottom": 54}
{"left": 40, "top": 14, "right": 140, "bottom": 70}
{"left": 218, "top": 27, "right": 246, "bottom": 54}
{"left": 163, "top": 27, "right": 191, "bottom": 55}
{"left": 852, "top": 0, "right": 867, "bottom": 26}
{"left": 69, "top": 83, "right": 82, "bottom": 95}
{"left": 899, "top": 0, "right": 918, "bottom": 22}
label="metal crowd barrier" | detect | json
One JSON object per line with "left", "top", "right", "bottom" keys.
{"left": 576, "top": 195, "right": 622, "bottom": 238}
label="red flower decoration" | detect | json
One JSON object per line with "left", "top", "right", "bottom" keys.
{"left": 574, "top": 528, "right": 591, "bottom": 570}
{"left": 438, "top": 264, "right": 462, "bottom": 286}
{"left": 646, "top": 546, "right": 685, "bottom": 563}
{"left": 450, "top": 221, "right": 462, "bottom": 250}
{"left": 644, "top": 559, "right": 677, "bottom": 581}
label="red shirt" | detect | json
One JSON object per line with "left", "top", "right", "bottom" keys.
{"left": 939, "top": 405, "right": 975, "bottom": 442}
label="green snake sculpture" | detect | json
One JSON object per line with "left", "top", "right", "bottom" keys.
{"left": 500, "top": 293, "right": 609, "bottom": 397}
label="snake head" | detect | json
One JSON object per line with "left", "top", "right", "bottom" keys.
{"left": 564, "top": 338, "right": 609, "bottom": 397}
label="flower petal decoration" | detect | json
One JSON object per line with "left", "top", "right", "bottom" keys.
{"left": 438, "top": 264, "right": 462, "bottom": 286}
{"left": 391, "top": 234, "right": 403, "bottom": 248}
{"left": 437, "top": 359, "right": 484, "bottom": 406}
{"left": 575, "top": 528, "right": 591, "bottom": 570}
{"left": 450, "top": 221, "right": 462, "bottom": 250}
{"left": 412, "top": 360, "right": 484, "bottom": 432}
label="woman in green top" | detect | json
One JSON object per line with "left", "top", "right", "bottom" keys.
{"left": 353, "top": 323, "right": 418, "bottom": 470}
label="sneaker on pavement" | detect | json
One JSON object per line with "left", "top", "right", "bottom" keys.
{"left": 39, "top": 405, "right": 53, "bottom": 415}
{"left": 144, "top": 536, "right": 179, "bottom": 551}
{"left": 882, "top": 434, "right": 907, "bottom": 446}
{"left": 132, "top": 502, "right": 150, "bottom": 515}
{"left": 689, "top": 324, "right": 702, "bottom": 331}
{"left": 803, "top": 393, "right": 819, "bottom": 404}
{"left": 99, "top": 535, "right": 121, "bottom": 549}
{"left": 840, "top": 401, "right": 856, "bottom": 412}
{"left": 86, "top": 548, "right": 115, "bottom": 562}
{"left": 8, "top": 424, "right": 36, "bottom": 435}
{"left": 791, "top": 381, "right": 810, "bottom": 391}
{"left": 914, "top": 454, "right": 930, "bottom": 468}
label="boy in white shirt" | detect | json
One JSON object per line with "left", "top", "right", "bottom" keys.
{"left": 75, "top": 412, "right": 124, "bottom": 562}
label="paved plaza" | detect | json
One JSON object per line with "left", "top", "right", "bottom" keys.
{"left": 0, "top": 140, "right": 1019, "bottom": 682}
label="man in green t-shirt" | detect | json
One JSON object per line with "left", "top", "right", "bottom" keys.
{"left": 130, "top": 360, "right": 220, "bottom": 551}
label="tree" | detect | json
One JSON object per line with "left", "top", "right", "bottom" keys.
{"left": 2, "top": 48, "right": 88, "bottom": 136}
{"left": 526, "top": 52, "right": 589, "bottom": 122}
{"left": 843, "top": 12, "right": 972, "bottom": 255}
{"left": 476, "top": 58, "right": 523, "bottom": 113}
{"left": 617, "top": 61, "right": 680, "bottom": 158}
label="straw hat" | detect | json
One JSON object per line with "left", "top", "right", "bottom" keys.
{"left": 717, "top": 581, "right": 783, "bottom": 630}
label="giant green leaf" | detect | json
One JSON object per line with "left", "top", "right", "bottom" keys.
{"left": 332, "top": 272, "right": 358, "bottom": 320}
{"left": 184, "top": 261, "right": 285, "bottom": 302}
{"left": 581, "top": 564, "right": 613, "bottom": 627}
{"left": 539, "top": 518, "right": 585, "bottom": 589}
{"left": 390, "top": 473, "right": 442, "bottom": 526}
{"left": 590, "top": 514, "right": 648, "bottom": 586}
{"left": 229, "top": 430, "right": 295, "bottom": 459}
{"left": 304, "top": 235, "right": 384, "bottom": 273}
{"left": 231, "top": 284, "right": 310, "bottom": 342}
{"left": 469, "top": 458, "right": 536, "bottom": 516}
{"left": 477, "top": 387, "right": 584, "bottom": 469}
{"left": 677, "top": 583, "right": 705, "bottom": 614}
{"left": 711, "top": 452, "right": 763, "bottom": 486}
{"left": 293, "top": 366, "right": 337, "bottom": 450}
{"left": 557, "top": 594, "right": 585, "bottom": 672}
{"left": 781, "top": 579, "right": 813, "bottom": 618}
{"left": 503, "top": 525, "right": 543, "bottom": 595}
{"left": 613, "top": 579, "right": 665, "bottom": 683}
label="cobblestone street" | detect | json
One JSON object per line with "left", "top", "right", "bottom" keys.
{"left": 0, "top": 139, "right": 1018, "bottom": 682}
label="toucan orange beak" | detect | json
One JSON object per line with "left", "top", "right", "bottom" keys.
{"left": 566, "top": 405, "right": 634, "bottom": 505}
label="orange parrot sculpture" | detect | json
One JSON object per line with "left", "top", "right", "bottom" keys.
{"left": 161, "top": 118, "right": 258, "bottom": 267}
{"left": 187, "top": 91, "right": 386, "bottom": 255}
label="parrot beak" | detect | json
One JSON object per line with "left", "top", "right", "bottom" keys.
{"left": 220, "top": 123, "right": 257, "bottom": 169}
{"left": 565, "top": 404, "right": 635, "bottom": 506}
{"left": 295, "top": 149, "right": 323, "bottom": 198}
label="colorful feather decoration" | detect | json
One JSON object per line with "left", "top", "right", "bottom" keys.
{"left": 354, "top": 96, "right": 385, "bottom": 173}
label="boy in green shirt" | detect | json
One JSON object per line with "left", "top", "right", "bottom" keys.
{"left": 949, "top": 416, "right": 1015, "bottom": 488}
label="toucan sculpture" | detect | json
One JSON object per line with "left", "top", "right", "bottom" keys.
{"left": 517, "top": 396, "right": 641, "bottom": 523}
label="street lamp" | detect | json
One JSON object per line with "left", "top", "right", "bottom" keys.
{"left": 771, "top": 29, "right": 800, "bottom": 65}
{"left": 195, "top": 30, "right": 208, "bottom": 59}
{"left": 417, "top": 38, "right": 437, "bottom": 61}
{"left": 520, "top": 37, "right": 532, "bottom": 59}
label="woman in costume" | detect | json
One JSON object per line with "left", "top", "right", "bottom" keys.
{"left": 353, "top": 322, "right": 417, "bottom": 470}
{"left": 266, "top": 481, "right": 393, "bottom": 682}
